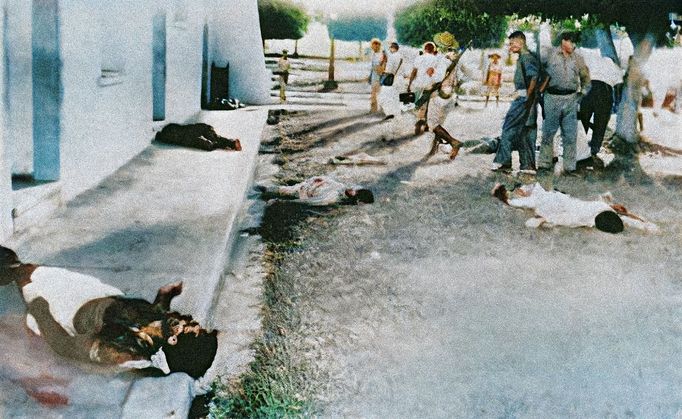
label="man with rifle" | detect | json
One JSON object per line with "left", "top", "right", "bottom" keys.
{"left": 412, "top": 33, "right": 472, "bottom": 160}
{"left": 491, "top": 31, "right": 540, "bottom": 173}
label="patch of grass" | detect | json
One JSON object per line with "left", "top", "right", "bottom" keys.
{"left": 209, "top": 205, "right": 317, "bottom": 417}
{"left": 209, "top": 113, "right": 336, "bottom": 417}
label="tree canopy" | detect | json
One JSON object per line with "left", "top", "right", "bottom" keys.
{"left": 327, "top": 16, "right": 388, "bottom": 42}
{"left": 477, "top": 0, "right": 679, "bottom": 45}
{"left": 258, "top": 0, "right": 310, "bottom": 40}
{"left": 394, "top": 0, "right": 508, "bottom": 48}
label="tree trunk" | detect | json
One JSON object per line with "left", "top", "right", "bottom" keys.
{"left": 614, "top": 34, "right": 654, "bottom": 146}
{"left": 328, "top": 36, "right": 336, "bottom": 81}
{"left": 324, "top": 36, "right": 338, "bottom": 90}
{"left": 294, "top": 39, "right": 299, "bottom": 57}
{"left": 480, "top": 49, "right": 485, "bottom": 81}
{"left": 595, "top": 27, "right": 620, "bottom": 66}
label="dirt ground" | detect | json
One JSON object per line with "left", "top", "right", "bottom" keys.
{"left": 255, "top": 101, "right": 682, "bottom": 417}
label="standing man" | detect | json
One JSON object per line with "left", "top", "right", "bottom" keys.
{"left": 378, "top": 42, "right": 404, "bottom": 120}
{"left": 407, "top": 42, "right": 438, "bottom": 135}
{"left": 578, "top": 52, "right": 623, "bottom": 165}
{"left": 537, "top": 31, "right": 591, "bottom": 175}
{"left": 424, "top": 32, "right": 464, "bottom": 160}
{"left": 277, "top": 49, "right": 291, "bottom": 103}
{"left": 369, "top": 39, "right": 386, "bottom": 113}
{"left": 491, "top": 31, "right": 540, "bottom": 172}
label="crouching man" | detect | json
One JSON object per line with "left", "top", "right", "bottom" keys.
{"left": 0, "top": 246, "right": 218, "bottom": 380}
{"left": 257, "top": 176, "right": 374, "bottom": 206}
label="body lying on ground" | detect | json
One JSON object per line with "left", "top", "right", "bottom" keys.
{"left": 155, "top": 123, "right": 241, "bottom": 152}
{"left": 257, "top": 176, "right": 374, "bottom": 206}
{"left": 328, "top": 152, "right": 386, "bottom": 166}
{"left": 491, "top": 183, "right": 658, "bottom": 233}
{"left": 0, "top": 246, "right": 218, "bottom": 380}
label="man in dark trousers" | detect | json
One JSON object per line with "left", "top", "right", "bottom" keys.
{"left": 578, "top": 52, "right": 623, "bottom": 166}
{"left": 491, "top": 31, "right": 540, "bottom": 173}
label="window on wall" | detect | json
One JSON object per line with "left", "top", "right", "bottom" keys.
{"left": 98, "top": 4, "right": 126, "bottom": 86}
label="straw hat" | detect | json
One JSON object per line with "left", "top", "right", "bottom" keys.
{"left": 433, "top": 31, "right": 459, "bottom": 50}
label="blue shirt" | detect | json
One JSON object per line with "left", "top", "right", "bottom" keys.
{"left": 514, "top": 50, "right": 539, "bottom": 90}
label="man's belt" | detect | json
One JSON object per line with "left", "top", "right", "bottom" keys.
{"left": 546, "top": 87, "right": 578, "bottom": 95}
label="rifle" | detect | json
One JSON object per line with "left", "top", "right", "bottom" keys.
{"left": 414, "top": 40, "right": 474, "bottom": 108}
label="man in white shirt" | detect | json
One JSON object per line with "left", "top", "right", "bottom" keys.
{"left": 408, "top": 42, "right": 439, "bottom": 135}
{"left": 258, "top": 176, "right": 374, "bottom": 206}
{"left": 378, "top": 42, "right": 404, "bottom": 120}
{"left": 491, "top": 183, "right": 658, "bottom": 233}
{"left": 0, "top": 246, "right": 218, "bottom": 379}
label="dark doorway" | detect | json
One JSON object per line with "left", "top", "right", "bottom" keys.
{"left": 152, "top": 13, "right": 166, "bottom": 121}
{"left": 32, "top": 0, "right": 61, "bottom": 181}
{"left": 200, "top": 24, "right": 209, "bottom": 109}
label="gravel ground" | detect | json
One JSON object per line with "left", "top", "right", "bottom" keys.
{"left": 258, "top": 103, "right": 682, "bottom": 418}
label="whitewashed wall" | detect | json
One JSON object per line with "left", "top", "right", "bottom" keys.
{"left": 58, "top": 1, "right": 155, "bottom": 200}
{"left": 0, "top": 0, "right": 269, "bottom": 236}
{"left": 0, "top": 1, "right": 13, "bottom": 241}
{"left": 4, "top": 0, "right": 32, "bottom": 175}
{"left": 165, "top": 0, "right": 207, "bottom": 123}
{"left": 209, "top": 0, "right": 271, "bottom": 105}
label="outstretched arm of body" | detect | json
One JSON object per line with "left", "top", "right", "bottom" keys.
{"left": 153, "top": 281, "right": 183, "bottom": 311}
{"left": 27, "top": 297, "right": 96, "bottom": 362}
{"left": 28, "top": 297, "right": 146, "bottom": 365}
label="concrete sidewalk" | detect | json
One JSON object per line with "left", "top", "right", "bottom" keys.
{"left": 0, "top": 109, "right": 267, "bottom": 418}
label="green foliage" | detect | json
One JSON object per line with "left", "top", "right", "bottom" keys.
{"left": 477, "top": 0, "right": 679, "bottom": 45}
{"left": 327, "top": 16, "right": 388, "bottom": 42}
{"left": 550, "top": 14, "right": 605, "bottom": 47}
{"left": 395, "top": 0, "right": 507, "bottom": 48}
{"left": 507, "top": 14, "right": 544, "bottom": 32}
{"left": 258, "top": 0, "right": 310, "bottom": 40}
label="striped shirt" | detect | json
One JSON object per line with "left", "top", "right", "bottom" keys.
{"left": 543, "top": 47, "right": 591, "bottom": 95}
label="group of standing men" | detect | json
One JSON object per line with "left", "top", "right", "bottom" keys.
{"left": 370, "top": 29, "right": 627, "bottom": 175}
{"left": 492, "top": 30, "right": 593, "bottom": 175}
{"left": 370, "top": 33, "right": 466, "bottom": 160}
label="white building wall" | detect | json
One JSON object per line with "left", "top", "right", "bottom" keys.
{"left": 164, "top": 0, "right": 207, "bottom": 123}
{"left": 0, "top": 0, "right": 268, "bottom": 236}
{"left": 4, "top": 0, "right": 32, "bottom": 175}
{"left": 0, "top": 1, "right": 14, "bottom": 241}
{"left": 209, "top": 0, "right": 271, "bottom": 105}
{"left": 58, "top": 1, "right": 154, "bottom": 200}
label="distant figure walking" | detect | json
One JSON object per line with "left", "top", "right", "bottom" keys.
{"left": 378, "top": 42, "right": 404, "bottom": 120}
{"left": 369, "top": 39, "right": 386, "bottom": 114}
{"left": 277, "top": 49, "right": 291, "bottom": 103}
{"left": 484, "top": 53, "right": 503, "bottom": 107}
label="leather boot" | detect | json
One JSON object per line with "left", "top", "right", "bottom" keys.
{"left": 433, "top": 125, "right": 462, "bottom": 160}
